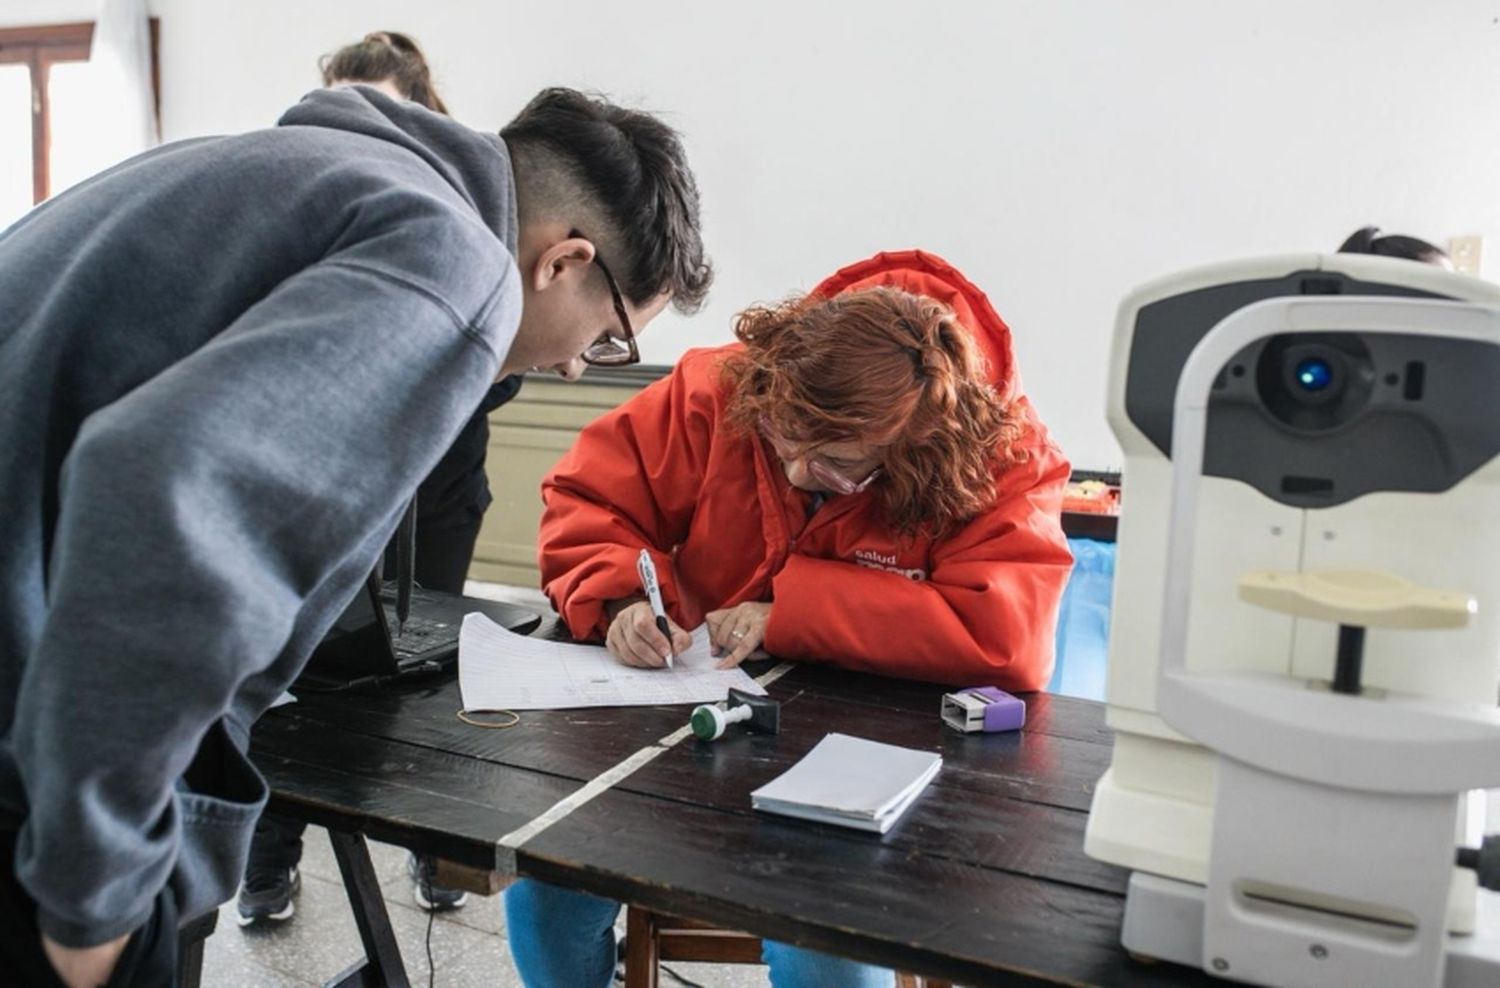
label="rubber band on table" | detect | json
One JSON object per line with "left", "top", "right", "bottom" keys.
{"left": 457, "top": 708, "right": 521, "bottom": 729}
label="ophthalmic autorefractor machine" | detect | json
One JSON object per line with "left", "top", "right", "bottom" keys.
{"left": 1085, "top": 254, "right": 1500, "bottom": 987}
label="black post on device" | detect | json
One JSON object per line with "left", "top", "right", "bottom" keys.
{"left": 1332, "top": 624, "right": 1366, "bottom": 695}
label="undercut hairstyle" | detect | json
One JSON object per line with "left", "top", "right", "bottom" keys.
{"left": 501, "top": 88, "right": 712, "bottom": 314}
{"left": 720, "top": 288, "right": 1026, "bottom": 537}
{"left": 320, "top": 31, "right": 448, "bottom": 115}
{"left": 1338, "top": 225, "right": 1449, "bottom": 266}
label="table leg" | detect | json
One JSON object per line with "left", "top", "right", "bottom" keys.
{"left": 624, "top": 905, "right": 661, "bottom": 988}
{"left": 326, "top": 829, "right": 410, "bottom": 988}
{"left": 176, "top": 908, "right": 217, "bottom": 988}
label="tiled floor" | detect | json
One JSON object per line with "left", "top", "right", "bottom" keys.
{"left": 204, "top": 829, "right": 517, "bottom": 987}
{"left": 206, "top": 581, "right": 771, "bottom": 986}
{"left": 202, "top": 825, "right": 772, "bottom": 986}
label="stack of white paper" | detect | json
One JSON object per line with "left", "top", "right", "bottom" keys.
{"left": 750, "top": 733, "right": 942, "bottom": 834}
{"left": 458, "top": 612, "right": 767, "bottom": 711}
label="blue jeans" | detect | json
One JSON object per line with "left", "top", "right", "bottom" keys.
{"left": 504, "top": 879, "right": 895, "bottom": 988}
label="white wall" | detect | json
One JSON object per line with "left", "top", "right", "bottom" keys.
{"left": 8, "top": 0, "right": 1500, "bottom": 467}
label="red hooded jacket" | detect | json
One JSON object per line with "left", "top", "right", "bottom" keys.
{"left": 538, "top": 251, "right": 1073, "bottom": 689}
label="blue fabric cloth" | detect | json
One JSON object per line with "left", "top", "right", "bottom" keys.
{"left": 504, "top": 879, "right": 896, "bottom": 988}
{"left": 1048, "top": 537, "right": 1117, "bottom": 701}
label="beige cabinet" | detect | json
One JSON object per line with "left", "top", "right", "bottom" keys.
{"left": 470, "top": 367, "right": 666, "bottom": 587}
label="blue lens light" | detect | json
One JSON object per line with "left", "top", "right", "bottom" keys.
{"left": 1294, "top": 358, "right": 1333, "bottom": 392}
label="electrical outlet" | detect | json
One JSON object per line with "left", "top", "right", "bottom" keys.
{"left": 1448, "top": 234, "right": 1483, "bottom": 276}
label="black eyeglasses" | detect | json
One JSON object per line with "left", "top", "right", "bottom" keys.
{"left": 572, "top": 230, "right": 639, "bottom": 367}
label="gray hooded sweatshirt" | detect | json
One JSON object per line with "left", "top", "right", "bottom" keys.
{"left": 0, "top": 85, "right": 520, "bottom": 946}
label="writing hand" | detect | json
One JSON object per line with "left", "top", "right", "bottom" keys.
{"left": 605, "top": 599, "right": 692, "bottom": 668}
{"left": 705, "top": 601, "right": 772, "bottom": 668}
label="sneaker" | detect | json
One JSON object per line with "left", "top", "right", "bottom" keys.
{"left": 236, "top": 866, "right": 300, "bottom": 927}
{"left": 408, "top": 852, "right": 468, "bottom": 912}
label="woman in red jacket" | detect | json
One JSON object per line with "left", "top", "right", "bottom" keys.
{"left": 508, "top": 252, "right": 1074, "bottom": 988}
{"left": 539, "top": 250, "right": 1073, "bottom": 688}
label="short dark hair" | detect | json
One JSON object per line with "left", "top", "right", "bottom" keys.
{"left": 1338, "top": 225, "right": 1448, "bottom": 266}
{"left": 501, "top": 88, "right": 712, "bottom": 314}
{"left": 319, "top": 32, "right": 448, "bottom": 115}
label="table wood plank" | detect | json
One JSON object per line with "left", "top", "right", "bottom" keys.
{"left": 276, "top": 675, "right": 1112, "bottom": 816}
{"left": 253, "top": 717, "right": 574, "bottom": 870}
{"left": 766, "top": 666, "right": 1114, "bottom": 747}
{"left": 515, "top": 789, "right": 1212, "bottom": 987}
{"left": 622, "top": 739, "right": 1124, "bottom": 896}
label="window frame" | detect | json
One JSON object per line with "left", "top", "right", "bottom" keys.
{"left": 0, "top": 19, "right": 160, "bottom": 204}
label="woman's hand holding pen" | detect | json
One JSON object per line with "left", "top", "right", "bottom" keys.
{"left": 706, "top": 601, "right": 771, "bottom": 669}
{"left": 605, "top": 599, "right": 692, "bottom": 668}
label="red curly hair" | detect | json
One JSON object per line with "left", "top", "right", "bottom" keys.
{"left": 721, "top": 287, "right": 1026, "bottom": 537}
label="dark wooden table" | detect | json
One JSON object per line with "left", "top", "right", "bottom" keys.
{"left": 1061, "top": 511, "right": 1118, "bottom": 542}
{"left": 250, "top": 634, "right": 1214, "bottom": 987}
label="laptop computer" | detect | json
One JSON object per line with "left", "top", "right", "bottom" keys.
{"left": 296, "top": 570, "right": 542, "bottom": 690}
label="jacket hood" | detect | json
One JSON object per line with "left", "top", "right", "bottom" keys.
{"left": 812, "top": 249, "right": 1021, "bottom": 399}
{"left": 278, "top": 85, "right": 517, "bottom": 253}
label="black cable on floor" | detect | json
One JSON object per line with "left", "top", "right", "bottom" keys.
{"left": 612, "top": 940, "right": 709, "bottom": 988}
{"left": 426, "top": 906, "right": 436, "bottom": 988}
{"left": 661, "top": 962, "right": 709, "bottom": 988}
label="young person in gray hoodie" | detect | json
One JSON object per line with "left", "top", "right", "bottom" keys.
{"left": 230, "top": 28, "right": 520, "bottom": 928}
{"left": 0, "top": 83, "right": 710, "bottom": 986}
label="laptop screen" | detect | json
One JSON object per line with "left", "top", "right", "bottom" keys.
{"left": 301, "top": 572, "right": 399, "bottom": 683}
{"left": 297, "top": 569, "right": 542, "bottom": 689}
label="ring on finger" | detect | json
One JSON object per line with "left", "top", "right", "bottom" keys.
{"left": 731, "top": 629, "right": 747, "bottom": 640}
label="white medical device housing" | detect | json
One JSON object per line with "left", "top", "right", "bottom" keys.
{"left": 1085, "top": 255, "right": 1500, "bottom": 987}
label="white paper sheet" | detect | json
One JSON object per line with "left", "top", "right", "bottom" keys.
{"left": 458, "top": 613, "right": 767, "bottom": 711}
